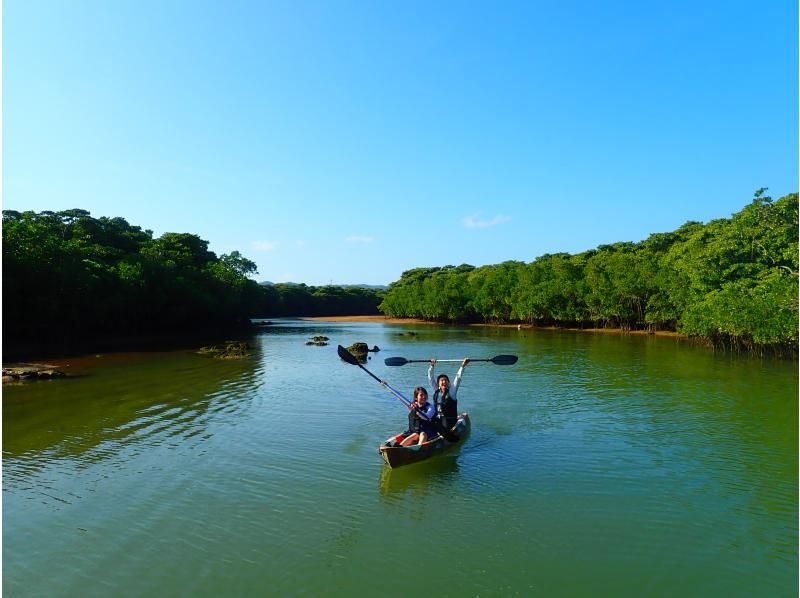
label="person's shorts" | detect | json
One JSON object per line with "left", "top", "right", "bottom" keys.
{"left": 419, "top": 425, "right": 440, "bottom": 439}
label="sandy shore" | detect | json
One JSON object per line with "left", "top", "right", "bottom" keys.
{"left": 302, "top": 315, "right": 684, "bottom": 337}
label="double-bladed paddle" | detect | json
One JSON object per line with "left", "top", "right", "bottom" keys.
{"left": 338, "top": 345, "right": 462, "bottom": 443}
{"left": 337, "top": 345, "right": 412, "bottom": 408}
{"left": 384, "top": 354, "right": 518, "bottom": 367}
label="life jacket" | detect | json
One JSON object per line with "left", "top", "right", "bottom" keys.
{"left": 407, "top": 404, "right": 429, "bottom": 433}
{"left": 433, "top": 389, "right": 458, "bottom": 429}
{"left": 408, "top": 402, "right": 437, "bottom": 436}
{"left": 407, "top": 407, "right": 420, "bottom": 432}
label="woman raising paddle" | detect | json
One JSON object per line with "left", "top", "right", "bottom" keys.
{"left": 429, "top": 358, "right": 470, "bottom": 431}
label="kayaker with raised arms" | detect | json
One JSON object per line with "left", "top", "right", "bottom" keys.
{"left": 429, "top": 357, "right": 470, "bottom": 431}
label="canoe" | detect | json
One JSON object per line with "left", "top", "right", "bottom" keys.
{"left": 378, "top": 413, "right": 471, "bottom": 468}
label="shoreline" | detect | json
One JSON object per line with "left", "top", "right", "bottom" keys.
{"left": 302, "top": 315, "right": 686, "bottom": 338}
{"left": 2, "top": 316, "right": 686, "bottom": 368}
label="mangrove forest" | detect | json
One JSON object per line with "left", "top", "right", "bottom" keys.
{"left": 380, "top": 190, "right": 798, "bottom": 353}
{"left": 2, "top": 209, "right": 382, "bottom": 356}
{"left": 3, "top": 189, "right": 797, "bottom": 356}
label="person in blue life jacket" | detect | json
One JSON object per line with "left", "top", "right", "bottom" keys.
{"left": 399, "top": 386, "right": 438, "bottom": 446}
{"left": 429, "top": 358, "right": 470, "bottom": 432}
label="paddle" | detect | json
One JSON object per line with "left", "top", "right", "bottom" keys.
{"left": 384, "top": 354, "right": 518, "bottom": 367}
{"left": 337, "top": 344, "right": 456, "bottom": 443}
{"left": 337, "top": 345, "right": 411, "bottom": 408}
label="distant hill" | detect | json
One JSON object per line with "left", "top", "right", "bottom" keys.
{"left": 258, "top": 281, "right": 387, "bottom": 290}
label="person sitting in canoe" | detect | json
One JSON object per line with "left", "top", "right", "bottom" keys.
{"left": 399, "top": 386, "right": 438, "bottom": 446}
{"left": 429, "top": 358, "right": 470, "bottom": 431}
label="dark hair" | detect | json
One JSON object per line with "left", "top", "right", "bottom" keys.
{"left": 437, "top": 374, "right": 450, "bottom": 383}
{"left": 414, "top": 386, "right": 428, "bottom": 399}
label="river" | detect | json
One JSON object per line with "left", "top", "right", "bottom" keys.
{"left": 3, "top": 320, "right": 797, "bottom": 596}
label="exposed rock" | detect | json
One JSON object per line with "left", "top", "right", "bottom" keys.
{"left": 306, "top": 335, "right": 329, "bottom": 346}
{"left": 346, "top": 342, "right": 369, "bottom": 363}
{"left": 2, "top": 363, "right": 68, "bottom": 383}
{"left": 197, "top": 341, "right": 251, "bottom": 359}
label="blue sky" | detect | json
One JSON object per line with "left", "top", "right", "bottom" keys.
{"left": 5, "top": 0, "right": 797, "bottom": 286}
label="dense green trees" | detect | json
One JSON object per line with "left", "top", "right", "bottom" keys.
{"left": 259, "top": 283, "right": 383, "bottom": 317}
{"left": 3, "top": 210, "right": 267, "bottom": 350}
{"left": 379, "top": 192, "right": 798, "bottom": 352}
{"left": 3, "top": 210, "right": 385, "bottom": 354}
{"left": 4, "top": 191, "right": 795, "bottom": 356}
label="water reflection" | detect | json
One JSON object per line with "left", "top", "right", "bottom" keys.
{"left": 378, "top": 456, "right": 461, "bottom": 500}
{"left": 3, "top": 351, "right": 262, "bottom": 472}
{"left": 4, "top": 319, "right": 797, "bottom": 596}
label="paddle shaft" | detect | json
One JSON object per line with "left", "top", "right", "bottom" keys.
{"left": 337, "top": 345, "right": 411, "bottom": 407}
{"left": 411, "top": 358, "right": 484, "bottom": 363}
{"left": 368, "top": 369, "right": 411, "bottom": 408}
{"left": 384, "top": 354, "right": 517, "bottom": 367}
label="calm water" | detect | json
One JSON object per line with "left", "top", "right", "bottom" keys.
{"left": 4, "top": 321, "right": 798, "bottom": 596}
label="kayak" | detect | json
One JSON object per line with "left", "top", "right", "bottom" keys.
{"left": 378, "top": 413, "right": 471, "bottom": 468}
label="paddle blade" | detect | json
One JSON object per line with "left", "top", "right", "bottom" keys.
{"left": 489, "top": 354, "right": 518, "bottom": 365}
{"left": 337, "top": 345, "right": 360, "bottom": 365}
{"left": 384, "top": 357, "right": 409, "bottom": 367}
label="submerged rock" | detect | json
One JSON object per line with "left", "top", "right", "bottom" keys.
{"left": 306, "top": 335, "right": 329, "bottom": 346}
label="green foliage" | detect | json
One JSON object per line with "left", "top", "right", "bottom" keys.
{"left": 5, "top": 191, "right": 795, "bottom": 355}
{"left": 3, "top": 209, "right": 268, "bottom": 349}
{"left": 379, "top": 191, "right": 799, "bottom": 352}
{"left": 260, "top": 283, "right": 384, "bottom": 317}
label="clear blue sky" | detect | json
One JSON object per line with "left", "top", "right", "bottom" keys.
{"left": 5, "top": 0, "right": 798, "bottom": 286}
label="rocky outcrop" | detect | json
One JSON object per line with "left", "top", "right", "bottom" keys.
{"left": 197, "top": 341, "right": 251, "bottom": 359}
{"left": 344, "top": 342, "right": 380, "bottom": 362}
{"left": 306, "top": 336, "right": 329, "bottom": 346}
{"left": 3, "top": 364, "right": 67, "bottom": 383}
{"left": 346, "top": 342, "right": 369, "bottom": 362}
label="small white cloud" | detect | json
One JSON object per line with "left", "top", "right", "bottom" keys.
{"left": 462, "top": 215, "right": 511, "bottom": 229}
{"left": 345, "top": 235, "right": 375, "bottom": 243}
{"left": 252, "top": 240, "right": 279, "bottom": 252}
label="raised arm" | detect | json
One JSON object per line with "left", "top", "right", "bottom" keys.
{"left": 428, "top": 359, "right": 437, "bottom": 393}
{"left": 450, "top": 358, "right": 470, "bottom": 397}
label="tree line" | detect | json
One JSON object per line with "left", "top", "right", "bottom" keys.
{"left": 259, "top": 283, "right": 384, "bottom": 317}
{"left": 4, "top": 190, "right": 796, "bottom": 356}
{"left": 2, "top": 208, "right": 383, "bottom": 354}
{"left": 379, "top": 191, "right": 798, "bottom": 353}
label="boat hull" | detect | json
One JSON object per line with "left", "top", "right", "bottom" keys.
{"left": 378, "top": 413, "right": 471, "bottom": 468}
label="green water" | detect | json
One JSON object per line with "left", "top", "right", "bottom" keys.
{"left": 4, "top": 321, "right": 798, "bottom": 596}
